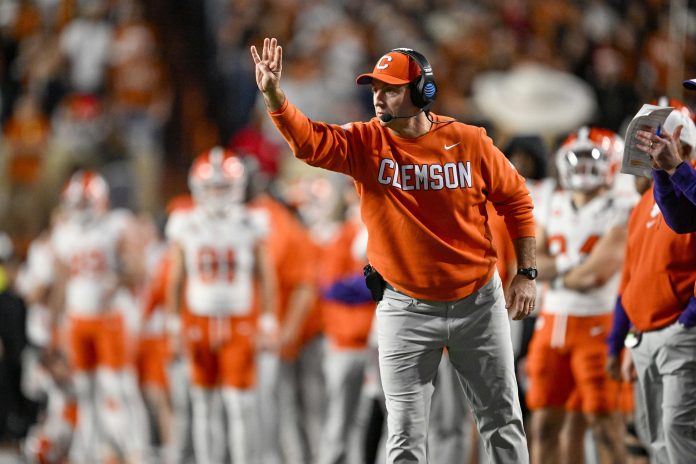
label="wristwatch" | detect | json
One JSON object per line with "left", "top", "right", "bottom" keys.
{"left": 517, "top": 267, "right": 538, "bottom": 280}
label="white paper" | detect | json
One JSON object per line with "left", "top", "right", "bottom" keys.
{"left": 621, "top": 104, "right": 674, "bottom": 178}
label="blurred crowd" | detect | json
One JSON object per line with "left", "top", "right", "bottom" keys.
{"left": 201, "top": 0, "right": 696, "bottom": 141}
{"left": 1, "top": 0, "right": 696, "bottom": 463}
{"left": 0, "top": 0, "right": 172, "bottom": 252}
{"left": 2, "top": 0, "right": 696, "bottom": 251}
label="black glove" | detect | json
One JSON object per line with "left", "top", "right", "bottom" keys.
{"left": 363, "top": 264, "right": 386, "bottom": 302}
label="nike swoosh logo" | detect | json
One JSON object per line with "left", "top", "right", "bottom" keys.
{"left": 646, "top": 220, "right": 657, "bottom": 228}
{"left": 444, "top": 143, "right": 460, "bottom": 150}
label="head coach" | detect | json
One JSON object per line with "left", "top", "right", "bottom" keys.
{"left": 251, "top": 37, "right": 536, "bottom": 464}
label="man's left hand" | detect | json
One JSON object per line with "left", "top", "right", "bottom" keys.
{"left": 506, "top": 275, "right": 536, "bottom": 320}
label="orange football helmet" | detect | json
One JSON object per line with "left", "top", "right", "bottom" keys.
{"left": 188, "top": 146, "right": 247, "bottom": 215}
{"left": 61, "top": 170, "right": 109, "bottom": 222}
{"left": 555, "top": 126, "right": 624, "bottom": 192}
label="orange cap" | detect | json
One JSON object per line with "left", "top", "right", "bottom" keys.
{"left": 356, "top": 51, "right": 421, "bottom": 85}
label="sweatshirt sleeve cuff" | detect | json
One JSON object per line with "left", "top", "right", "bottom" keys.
{"left": 268, "top": 98, "right": 289, "bottom": 116}
{"left": 670, "top": 161, "right": 696, "bottom": 192}
{"left": 652, "top": 169, "right": 672, "bottom": 191}
{"left": 607, "top": 296, "right": 631, "bottom": 357}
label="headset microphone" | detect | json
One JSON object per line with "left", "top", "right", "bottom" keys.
{"left": 379, "top": 109, "right": 423, "bottom": 123}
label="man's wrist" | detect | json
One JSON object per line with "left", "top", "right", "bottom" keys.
{"left": 264, "top": 89, "right": 286, "bottom": 113}
{"left": 517, "top": 267, "right": 538, "bottom": 280}
{"left": 666, "top": 164, "right": 681, "bottom": 176}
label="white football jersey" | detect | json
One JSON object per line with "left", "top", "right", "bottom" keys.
{"left": 112, "top": 286, "right": 140, "bottom": 339}
{"left": 527, "top": 177, "right": 557, "bottom": 308}
{"left": 528, "top": 177, "right": 556, "bottom": 224}
{"left": 166, "top": 206, "right": 269, "bottom": 317}
{"left": 16, "top": 235, "right": 55, "bottom": 299}
{"left": 51, "top": 211, "right": 130, "bottom": 316}
{"left": 17, "top": 236, "right": 57, "bottom": 347}
{"left": 541, "top": 190, "right": 636, "bottom": 316}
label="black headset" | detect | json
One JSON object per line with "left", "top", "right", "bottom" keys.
{"left": 390, "top": 48, "right": 437, "bottom": 111}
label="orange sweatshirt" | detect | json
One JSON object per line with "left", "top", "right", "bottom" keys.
{"left": 619, "top": 187, "right": 696, "bottom": 331}
{"left": 251, "top": 195, "right": 321, "bottom": 360}
{"left": 270, "top": 101, "right": 535, "bottom": 300}
{"left": 486, "top": 202, "right": 516, "bottom": 288}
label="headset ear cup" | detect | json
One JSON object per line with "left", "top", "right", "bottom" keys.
{"left": 409, "top": 80, "right": 425, "bottom": 108}
{"left": 422, "top": 80, "right": 436, "bottom": 106}
{"left": 390, "top": 47, "right": 436, "bottom": 109}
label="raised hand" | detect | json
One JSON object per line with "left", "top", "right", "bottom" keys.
{"left": 250, "top": 37, "right": 285, "bottom": 110}
{"left": 637, "top": 125, "right": 685, "bottom": 175}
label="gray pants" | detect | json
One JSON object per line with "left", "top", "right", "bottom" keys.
{"left": 318, "top": 346, "right": 369, "bottom": 464}
{"left": 256, "top": 338, "right": 326, "bottom": 464}
{"left": 279, "top": 337, "right": 326, "bottom": 464}
{"left": 428, "top": 351, "right": 476, "bottom": 464}
{"left": 376, "top": 274, "right": 528, "bottom": 464}
{"left": 631, "top": 322, "right": 696, "bottom": 464}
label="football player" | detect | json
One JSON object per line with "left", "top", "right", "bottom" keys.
{"left": 166, "top": 147, "right": 276, "bottom": 464}
{"left": 247, "top": 171, "right": 319, "bottom": 464}
{"left": 526, "top": 128, "right": 637, "bottom": 464}
{"left": 136, "top": 248, "right": 175, "bottom": 461}
{"left": 49, "top": 170, "right": 142, "bottom": 463}
{"left": 17, "top": 221, "right": 77, "bottom": 464}
{"left": 318, "top": 186, "right": 375, "bottom": 464}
